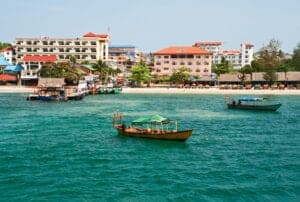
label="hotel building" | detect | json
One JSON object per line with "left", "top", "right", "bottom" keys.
{"left": 193, "top": 41, "right": 254, "bottom": 69}
{"left": 14, "top": 32, "right": 109, "bottom": 81}
{"left": 153, "top": 46, "right": 212, "bottom": 77}
{"left": 108, "top": 45, "right": 147, "bottom": 74}
{"left": 0, "top": 47, "right": 14, "bottom": 64}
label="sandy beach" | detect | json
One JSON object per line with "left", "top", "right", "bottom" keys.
{"left": 0, "top": 86, "right": 34, "bottom": 93}
{"left": 1, "top": 86, "right": 300, "bottom": 95}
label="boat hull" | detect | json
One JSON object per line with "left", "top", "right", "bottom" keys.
{"left": 227, "top": 103, "right": 282, "bottom": 111}
{"left": 116, "top": 127, "right": 192, "bottom": 141}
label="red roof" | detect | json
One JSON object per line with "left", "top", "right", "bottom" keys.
{"left": 0, "top": 47, "right": 13, "bottom": 52}
{"left": 220, "top": 50, "right": 241, "bottom": 55}
{"left": 83, "top": 32, "right": 109, "bottom": 38}
{"left": 0, "top": 74, "right": 17, "bottom": 81}
{"left": 154, "top": 46, "right": 211, "bottom": 55}
{"left": 23, "top": 55, "right": 57, "bottom": 62}
{"left": 194, "top": 41, "right": 223, "bottom": 46}
{"left": 242, "top": 43, "right": 254, "bottom": 47}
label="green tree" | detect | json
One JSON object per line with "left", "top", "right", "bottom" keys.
{"left": 256, "top": 39, "right": 282, "bottom": 84}
{"left": 69, "top": 56, "right": 77, "bottom": 64}
{"left": 40, "top": 62, "right": 82, "bottom": 84}
{"left": 129, "top": 61, "right": 151, "bottom": 87}
{"left": 238, "top": 65, "right": 253, "bottom": 84}
{"left": 251, "top": 59, "right": 263, "bottom": 72}
{"left": 169, "top": 67, "right": 190, "bottom": 84}
{"left": 291, "top": 43, "right": 300, "bottom": 71}
{"left": 0, "top": 42, "right": 12, "bottom": 50}
{"left": 92, "top": 60, "right": 110, "bottom": 83}
{"left": 212, "top": 57, "right": 233, "bottom": 75}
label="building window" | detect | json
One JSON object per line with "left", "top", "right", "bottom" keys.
{"left": 172, "top": 62, "right": 176, "bottom": 65}
{"left": 196, "top": 61, "right": 201, "bottom": 65}
{"left": 164, "top": 55, "right": 169, "bottom": 59}
{"left": 156, "top": 56, "right": 161, "bottom": 59}
{"left": 204, "top": 62, "right": 209, "bottom": 65}
{"left": 195, "top": 55, "right": 201, "bottom": 59}
{"left": 156, "top": 62, "right": 161, "bottom": 65}
{"left": 188, "top": 62, "right": 192, "bottom": 65}
{"left": 163, "top": 67, "right": 169, "bottom": 71}
{"left": 164, "top": 60, "right": 169, "bottom": 64}
{"left": 156, "top": 69, "right": 161, "bottom": 72}
{"left": 205, "top": 55, "right": 209, "bottom": 59}
{"left": 171, "top": 55, "right": 178, "bottom": 58}
{"left": 196, "top": 69, "right": 201, "bottom": 72}
{"left": 180, "top": 62, "right": 185, "bottom": 65}
{"left": 75, "top": 41, "right": 80, "bottom": 46}
{"left": 91, "top": 42, "right": 96, "bottom": 46}
{"left": 204, "top": 68, "right": 208, "bottom": 72}
{"left": 91, "top": 48, "right": 96, "bottom": 52}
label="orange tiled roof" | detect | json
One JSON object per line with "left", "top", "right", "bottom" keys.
{"left": 242, "top": 43, "right": 254, "bottom": 47}
{"left": 0, "top": 74, "right": 17, "bottom": 81}
{"left": 83, "top": 32, "right": 109, "bottom": 38}
{"left": 220, "top": 50, "right": 241, "bottom": 55}
{"left": 0, "top": 47, "right": 13, "bottom": 52}
{"left": 154, "top": 46, "right": 211, "bottom": 55}
{"left": 23, "top": 55, "right": 57, "bottom": 62}
{"left": 193, "top": 41, "right": 223, "bottom": 46}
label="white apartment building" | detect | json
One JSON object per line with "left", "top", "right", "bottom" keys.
{"left": 15, "top": 32, "right": 109, "bottom": 81}
{"left": 193, "top": 41, "right": 254, "bottom": 69}
{"left": 0, "top": 47, "right": 13, "bottom": 64}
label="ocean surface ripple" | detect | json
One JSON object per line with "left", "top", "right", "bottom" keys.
{"left": 0, "top": 93, "right": 299, "bottom": 201}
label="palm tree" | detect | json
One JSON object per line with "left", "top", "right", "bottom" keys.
{"left": 93, "top": 60, "right": 110, "bottom": 83}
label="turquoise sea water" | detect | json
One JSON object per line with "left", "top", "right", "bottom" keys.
{"left": 0, "top": 93, "right": 299, "bottom": 201}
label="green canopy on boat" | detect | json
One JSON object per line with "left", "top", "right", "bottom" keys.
{"left": 132, "top": 115, "right": 169, "bottom": 125}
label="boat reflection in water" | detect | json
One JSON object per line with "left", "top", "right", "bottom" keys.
{"left": 225, "top": 96, "right": 282, "bottom": 111}
{"left": 113, "top": 113, "right": 193, "bottom": 141}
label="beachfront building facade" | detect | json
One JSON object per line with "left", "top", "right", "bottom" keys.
{"left": 15, "top": 32, "right": 109, "bottom": 64}
{"left": 153, "top": 46, "right": 212, "bottom": 77}
{"left": 0, "top": 47, "right": 14, "bottom": 64}
{"left": 108, "top": 45, "right": 147, "bottom": 76}
{"left": 14, "top": 32, "right": 109, "bottom": 82}
{"left": 193, "top": 41, "right": 254, "bottom": 69}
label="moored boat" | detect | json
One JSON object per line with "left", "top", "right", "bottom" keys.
{"left": 225, "top": 96, "right": 282, "bottom": 111}
{"left": 98, "top": 87, "right": 122, "bottom": 94}
{"left": 113, "top": 113, "right": 193, "bottom": 141}
{"left": 67, "top": 92, "right": 85, "bottom": 100}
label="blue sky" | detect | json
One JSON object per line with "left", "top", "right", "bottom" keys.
{"left": 1, "top": 0, "right": 299, "bottom": 53}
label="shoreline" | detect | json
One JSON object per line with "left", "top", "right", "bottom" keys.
{"left": 122, "top": 87, "right": 300, "bottom": 95}
{"left": 0, "top": 86, "right": 300, "bottom": 95}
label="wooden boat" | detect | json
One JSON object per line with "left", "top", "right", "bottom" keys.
{"left": 113, "top": 113, "right": 192, "bottom": 141}
{"left": 67, "top": 92, "right": 85, "bottom": 100}
{"left": 26, "top": 78, "right": 67, "bottom": 101}
{"left": 225, "top": 96, "right": 282, "bottom": 111}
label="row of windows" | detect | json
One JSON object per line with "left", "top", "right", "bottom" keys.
{"left": 156, "top": 68, "right": 209, "bottom": 73}
{"left": 16, "top": 41, "right": 97, "bottom": 46}
{"left": 19, "top": 54, "right": 97, "bottom": 60}
{"left": 156, "top": 55, "right": 210, "bottom": 59}
{"left": 17, "top": 48, "right": 97, "bottom": 53}
{"left": 156, "top": 61, "right": 210, "bottom": 66}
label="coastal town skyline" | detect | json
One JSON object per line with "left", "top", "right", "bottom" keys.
{"left": 1, "top": 0, "right": 299, "bottom": 53}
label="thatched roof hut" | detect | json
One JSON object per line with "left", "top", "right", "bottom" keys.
{"left": 38, "top": 78, "right": 65, "bottom": 88}
{"left": 286, "top": 72, "right": 300, "bottom": 81}
{"left": 219, "top": 73, "right": 251, "bottom": 82}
